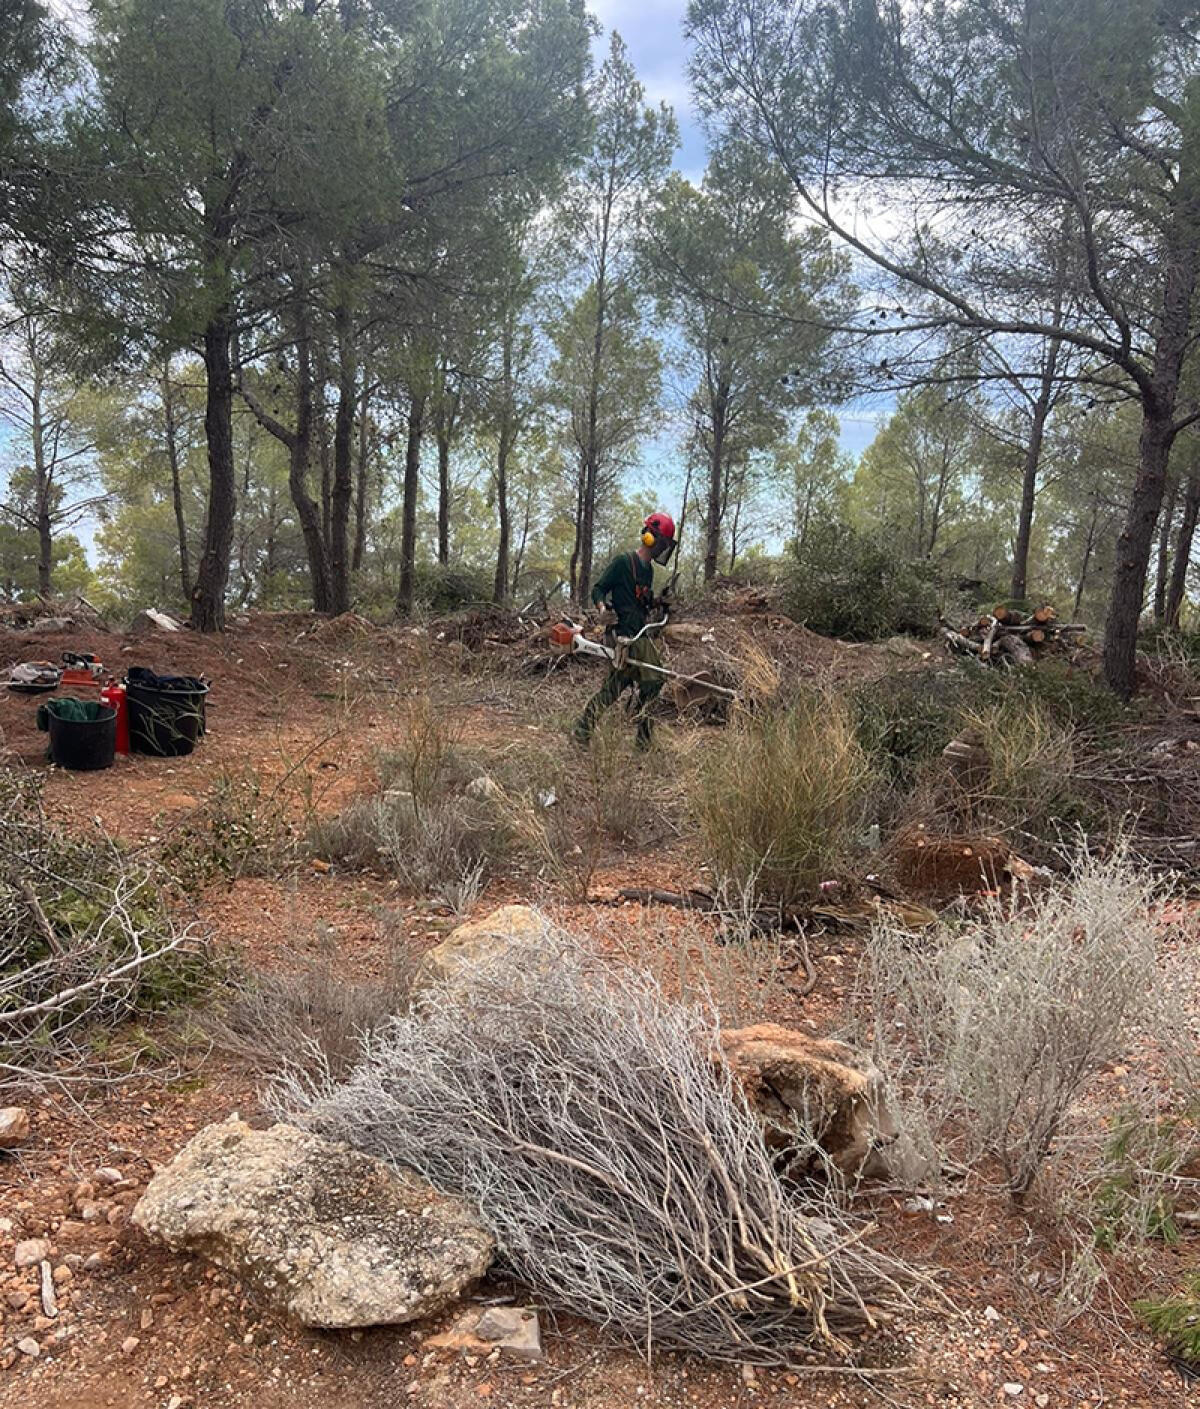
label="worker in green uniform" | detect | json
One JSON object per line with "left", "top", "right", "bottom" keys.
{"left": 572, "top": 511, "right": 677, "bottom": 750}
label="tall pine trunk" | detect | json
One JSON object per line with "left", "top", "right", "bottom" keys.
{"left": 703, "top": 387, "right": 729, "bottom": 582}
{"left": 397, "top": 391, "right": 425, "bottom": 615}
{"left": 1154, "top": 474, "right": 1179, "bottom": 621}
{"left": 289, "top": 310, "right": 333, "bottom": 614}
{"left": 161, "top": 362, "right": 191, "bottom": 602}
{"left": 191, "top": 311, "right": 237, "bottom": 631}
{"left": 29, "top": 370, "right": 52, "bottom": 597}
{"left": 1010, "top": 344, "right": 1059, "bottom": 600}
{"left": 329, "top": 299, "right": 356, "bottom": 615}
{"left": 352, "top": 370, "right": 370, "bottom": 573}
{"left": 1103, "top": 137, "right": 1200, "bottom": 697}
{"left": 437, "top": 432, "right": 451, "bottom": 565}
{"left": 1166, "top": 472, "right": 1200, "bottom": 628}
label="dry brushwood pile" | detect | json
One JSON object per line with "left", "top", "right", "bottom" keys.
{"left": 283, "top": 930, "right": 928, "bottom": 1364}
{"left": 0, "top": 772, "right": 208, "bottom": 1086}
{"left": 939, "top": 603, "right": 1087, "bottom": 666}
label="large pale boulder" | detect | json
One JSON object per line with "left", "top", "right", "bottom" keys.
{"left": 417, "top": 904, "right": 548, "bottom": 992}
{"left": 132, "top": 1117, "right": 493, "bottom": 1328}
{"left": 720, "top": 1024, "right": 898, "bottom": 1177}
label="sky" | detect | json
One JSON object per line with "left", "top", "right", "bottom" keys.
{"left": 585, "top": 2, "right": 882, "bottom": 520}
{"left": 588, "top": 0, "right": 708, "bottom": 180}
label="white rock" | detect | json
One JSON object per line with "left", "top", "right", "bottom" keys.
{"left": 1002, "top": 1384, "right": 1024, "bottom": 1398}
{"left": 16, "top": 1337, "right": 39, "bottom": 1358}
{"left": 93, "top": 1166, "right": 124, "bottom": 1185}
{"left": 132, "top": 1116, "right": 493, "bottom": 1328}
{"left": 129, "top": 608, "right": 182, "bottom": 634}
{"left": 14, "top": 1238, "right": 51, "bottom": 1268}
{"left": 984, "top": 1304, "right": 1002, "bottom": 1322}
{"left": 0, "top": 1107, "right": 30, "bottom": 1149}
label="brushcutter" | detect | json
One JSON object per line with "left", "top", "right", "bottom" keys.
{"left": 549, "top": 614, "right": 740, "bottom": 701}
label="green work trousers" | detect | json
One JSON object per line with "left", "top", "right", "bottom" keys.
{"left": 574, "top": 635, "right": 663, "bottom": 748}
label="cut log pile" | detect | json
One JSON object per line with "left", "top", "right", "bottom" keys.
{"left": 939, "top": 603, "right": 1086, "bottom": 666}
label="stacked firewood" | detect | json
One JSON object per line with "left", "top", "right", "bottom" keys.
{"left": 939, "top": 603, "right": 1086, "bottom": 666}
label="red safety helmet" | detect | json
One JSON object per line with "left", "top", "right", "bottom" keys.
{"left": 641, "top": 511, "right": 677, "bottom": 565}
{"left": 643, "top": 511, "right": 675, "bottom": 543}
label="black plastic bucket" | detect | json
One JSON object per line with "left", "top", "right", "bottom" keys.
{"left": 46, "top": 702, "right": 117, "bottom": 771}
{"left": 126, "top": 679, "right": 209, "bottom": 757}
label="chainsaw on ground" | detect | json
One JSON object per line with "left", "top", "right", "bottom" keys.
{"left": 549, "top": 613, "right": 740, "bottom": 701}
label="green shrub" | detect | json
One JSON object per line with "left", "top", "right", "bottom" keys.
{"left": 161, "top": 766, "right": 301, "bottom": 889}
{"left": 1090, "top": 1109, "right": 1191, "bottom": 1251}
{"left": 692, "top": 693, "right": 876, "bottom": 907}
{"left": 782, "top": 522, "right": 940, "bottom": 640}
{"left": 1136, "top": 1274, "right": 1200, "bottom": 1370}
{"left": 853, "top": 667, "right": 987, "bottom": 789}
{"left": 410, "top": 562, "right": 493, "bottom": 612}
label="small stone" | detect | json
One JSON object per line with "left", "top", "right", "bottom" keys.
{"left": 52, "top": 1265, "right": 72, "bottom": 1285}
{"left": 77, "top": 1202, "right": 103, "bottom": 1223}
{"left": 120, "top": 1335, "right": 140, "bottom": 1355}
{"left": 93, "top": 1167, "right": 123, "bottom": 1186}
{"left": 0, "top": 1107, "right": 30, "bottom": 1149}
{"left": 140, "top": 1307, "right": 153, "bottom": 1331}
{"left": 14, "top": 1239, "right": 50, "bottom": 1268}
{"left": 154, "top": 1375, "right": 169, "bottom": 1389}
{"left": 983, "top": 1305, "right": 1002, "bottom": 1322}
{"left": 16, "top": 1337, "right": 39, "bottom": 1358}
{"left": 72, "top": 1182, "right": 96, "bottom": 1205}
{"left": 1034, "top": 1397, "right": 1048, "bottom": 1408}
{"left": 82, "top": 1253, "right": 104, "bottom": 1272}
{"left": 472, "top": 1307, "right": 543, "bottom": 1362}
{"left": 6, "top": 1290, "right": 27, "bottom": 1310}
{"left": 1003, "top": 1385, "right": 1024, "bottom": 1398}
{"left": 741, "top": 1363, "right": 757, "bottom": 1387}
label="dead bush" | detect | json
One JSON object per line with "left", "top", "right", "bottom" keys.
{"left": 376, "top": 690, "right": 471, "bottom": 822}
{"left": 309, "top": 790, "right": 507, "bottom": 907}
{"left": 0, "top": 768, "right": 211, "bottom": 1088}
{"left": 602, "top": 880, "right": 791, "bottom": 1027}
{"left": 693, "top": 692, "right": 876, "bottom": 908}
{"left": 281, "top": 927, "right": 925, "bottom": 1363}
{"left": 205, "top": 925, "right": 418, "bottom": 1083}
{"left": 861, "top": 841, "right": 1159, "bottom": 1198}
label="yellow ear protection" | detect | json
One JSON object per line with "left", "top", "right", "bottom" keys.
{"left": 642, "top": 530, "right": 656, "bottom": 548}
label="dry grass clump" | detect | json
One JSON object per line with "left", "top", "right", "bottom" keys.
{"left": 861, "top": 842, "right": 1160, "bottom": 1198}
{"left": 954, "top": 695, "right": 1079, "bottom": 839}
{"left": 490, "top": 717, "right": 668, "bottom": 901}
{"left": 205, "top": 926, "right": 418, "bottom": 1083}
{"left": 309, "top": 791, "right": 503, "bottom": 912}
{"left": 693, "top": 692, "right": 876, "bottom": 908}
{"left": 281, "top": 927, "right": 924, "bottom": 1364}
